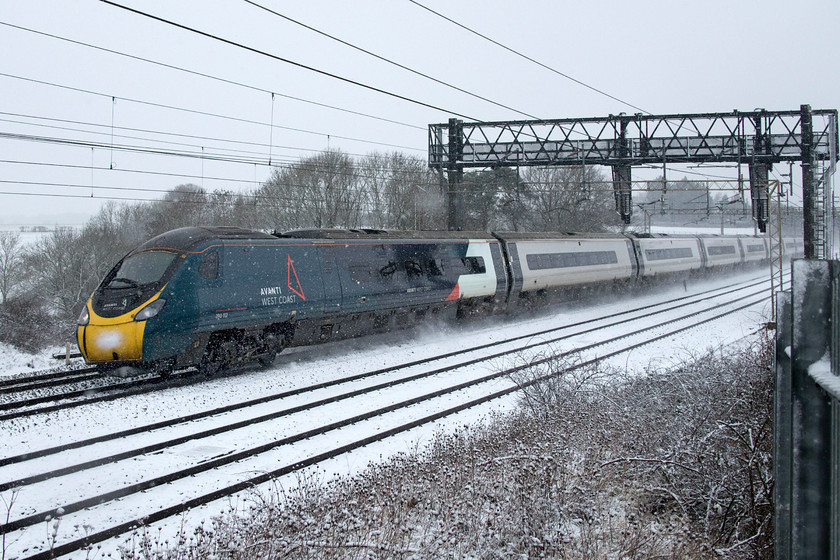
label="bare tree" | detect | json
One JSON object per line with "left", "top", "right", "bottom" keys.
{"left": 493, "top": 168, "right": 534, "bottom": 231}
{"left": 25, "top": 227, "right": 98, "bottom": 325}
{"left": 148, "top": 184, "right": 210, "bottom": 236}
{"left": 640, "top": 176, "right": 713, "bottom": 212}
{"left": 458, "top": 169, "right": 507, "bottom": 231}
{"left": 359, "top": 152, "right": 443, "bottom": 230}
{"left": 0, "top": 231, "right": 24, "bottom": 304}
{"left": 260, "top": 150, "right": 363, "bottom": 230}
{"left": 524, "top": 166, "right": 618, "bottom": 232}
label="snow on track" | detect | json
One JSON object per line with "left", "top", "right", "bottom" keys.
{"left": 0, "top": 268, "right": 775, "bottom": 559}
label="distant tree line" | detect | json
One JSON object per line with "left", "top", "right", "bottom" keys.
{"left": 0, "top": 149, "right": 619, "bottom": 352}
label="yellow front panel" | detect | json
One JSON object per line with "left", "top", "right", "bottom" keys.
{"left": 78, "top": 305, "right": 146, "bottom": 363}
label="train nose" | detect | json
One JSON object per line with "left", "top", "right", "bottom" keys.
{"left": 77, "top": 310, "right": 145, "bottom": 363}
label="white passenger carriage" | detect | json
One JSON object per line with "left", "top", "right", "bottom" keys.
{"left": 504, "top": 233, "right": 636, "bottom": 292}
{"left": 632, "top": 234, "right": 703, "bottom": 277}
{"left": 700, "top": 236, "right": 743, "bottom": 267}
{"left": 739, "top": 236, "right": 769, "bottom": 263}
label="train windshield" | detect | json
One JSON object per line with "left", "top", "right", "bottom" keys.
{"left": 105, "top": 250, "right": 178, "bottom": 288}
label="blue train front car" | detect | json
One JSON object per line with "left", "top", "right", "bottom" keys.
{"left": 78, "top": 226, "right": 503, "bottom": 376}
{"left": 77, "top": 227, "right": 218, "bottom": 375}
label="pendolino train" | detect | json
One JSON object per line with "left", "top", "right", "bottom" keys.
{"left": 76, "top": 226, "right": 797, "bottom": 376}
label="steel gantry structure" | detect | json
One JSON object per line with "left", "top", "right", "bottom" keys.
{"left": 429, "top": 105, "right": 837, "bottom": 257}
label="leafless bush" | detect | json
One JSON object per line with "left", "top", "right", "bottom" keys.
{"left": 508, "top": 347, "right": 616, "bottom": 420}
{"left": 595, "top": 340, "right": 775, "bottom": 559}
{"left": 123, "top": 337, "right": 773, "bottom": 560}
{"left": 0, "top": 294, "right": 56, "bottom": 352}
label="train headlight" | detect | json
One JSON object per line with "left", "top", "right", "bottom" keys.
{"left": 134, "top": 299, "right": 167, "bottom": 321}
{"left": 77, "top": 307, "right": 90, "bottom": 326}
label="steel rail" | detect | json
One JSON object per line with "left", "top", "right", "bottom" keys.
{"left": 2, "top": 291, "right": 768, "bottom": 547}
{"left": 0, "top": 273, "right": 770, "bottom": 421}
{"left": 0, "top": 367, "right": 95, "bottom": 389}
{"left": 0, "top": 278, "right": 772, "bottom": 491}
{"left": 0, "top": 273, "right": 772, "bottom": 467}
{"left": 0, "top": 369, "right": 100, "bottom": 395}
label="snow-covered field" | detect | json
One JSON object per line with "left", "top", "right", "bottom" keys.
{"left": 0, "top": 265, "right": 777, "bottom": 560}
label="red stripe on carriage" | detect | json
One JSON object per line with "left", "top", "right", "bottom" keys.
{"left": 446, "top": 283, "right": 460, "bottom": 301}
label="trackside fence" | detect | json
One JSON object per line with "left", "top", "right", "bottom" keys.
{"left": 775, "top": 259, "right": 840, "bottom": 560}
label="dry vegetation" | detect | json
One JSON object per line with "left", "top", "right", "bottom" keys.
{"left": 117, "top": 338, "right": 774, "bottom": 560}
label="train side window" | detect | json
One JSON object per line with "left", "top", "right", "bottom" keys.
{"left": 426, "top": 258, "right": 444, "bottom": 276}
{"left": 461, "top": 256, "right": 486, "bottom": 274}
{"left": 404, "top": 259, "right": 423, "bottom": 278}
{"left": 379, "top": 261, "right": 398, "bottom": 278}
{"left": 198, "top": 250, "right": 219, "bottom": 280}
{"left": 707, "top": 245, "right": 737, "bottom": 256}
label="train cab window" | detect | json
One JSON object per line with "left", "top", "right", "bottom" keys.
{"left": 106, "top": 250, "right": 177, "bottom": 288}
{"left": 198, "top": 250, "right": 219, "bottom": 280}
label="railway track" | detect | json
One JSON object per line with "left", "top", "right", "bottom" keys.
{"left": 0, "top": 273, "right": 771, "bottom": 421}
{"left": 0, "top": 366, "right": 99, "bottom": 395}
{"left": 0, "top": 362, "right": 267, "bottom": 420}
{"left": 0, "top": 272, "right": 776, "bottom": 559}
{"left": 0, "top": 272, "right": 774, "bottom": 476}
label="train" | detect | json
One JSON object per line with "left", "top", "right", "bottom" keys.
{"left": 76, "top": 226, "right": 797, "bottom": 376}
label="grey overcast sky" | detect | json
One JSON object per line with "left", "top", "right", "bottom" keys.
{"left": 1, "top": 0, "right": 838, "bottom": 227}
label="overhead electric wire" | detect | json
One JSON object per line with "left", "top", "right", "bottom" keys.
{"left": 1, "top": 158, "right": 259, "bottom": 187}
{"left": 0, "top": 115, "right": 303, "bottom": 163}
{"left": 0, "top": 178, "right": 355, "bottom": 207}
{"left": 0, "top": 72, "right": 422, "bottom": 153}
{"left": 0, "top": 179, "right": 803, "bottom": 213}
{"left": 404, "top": 1, "right": 741, "bottom": 182}
{"left": 0, "top": 112, "right": 444, "bottom": 181}
{"left": 2, "top": 112, "right": 755, "bottom": 191}
{"left": 3, "top": 113, "right": 765, "bottom": 193}
{"left": 0, "top": 119, "right": 442, "bottom": 183}
{"left": 1, "top": 131, "right": 274, "bottom": 166}
{"left": 0, "top": 113, "right": 360, "bottom": 165}
{"left": 242, "top": 0, "right": 540, "bottom": 120}
{"left": 0, "top": 188, "right": 321, "bottom": 213}
{"left": 0, "top": 21, "right": 424, "bottom": 132}
{"left": 407, "top": 0, "right": 650, "bottom": 116}
{"left": 1, "top": 156, "right": 758, "bottom": 200}
{"left": 1, "top": 131, "right": 432, "bottom": 184}
{"left": 0, "top": 176, "right": 437, "bottom": 210}
{"left": 4, "top": 5, "right": 745, "bottom": 194}
{"left": 0, "top": 151, "right": 439, "bottom": 187}
{"left": 99, "top": 0, "right": 482, "bottom": 122}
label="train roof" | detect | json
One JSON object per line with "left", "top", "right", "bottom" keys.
{"left": 627, "top": 232, "right": 766, "bottom": 239}
{"left": 134, "top": 226, "right": 276, "bottom": 253}
{"left": 276, "top": 228, "right": 497, "bottom": 241}
{"left": 495, "top": 231, "right": 626, "bottom": 241}
{"left": 134, "top": 227, "right": 768, "bottom": 254}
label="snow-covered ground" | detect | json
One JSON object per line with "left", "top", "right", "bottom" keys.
{"left": 0, "top": 343, "right": 60, "bottom": 374}
{"left": 0, "top": 265, "right": 777, "bottom": 560}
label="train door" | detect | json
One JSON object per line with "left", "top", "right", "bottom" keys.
{"left": 503, "top": 242, "right": 524, "bottom": 303}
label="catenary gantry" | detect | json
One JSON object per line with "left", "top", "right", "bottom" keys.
{"left": 429, "top": 105, "right": 837, "bottom": 257}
